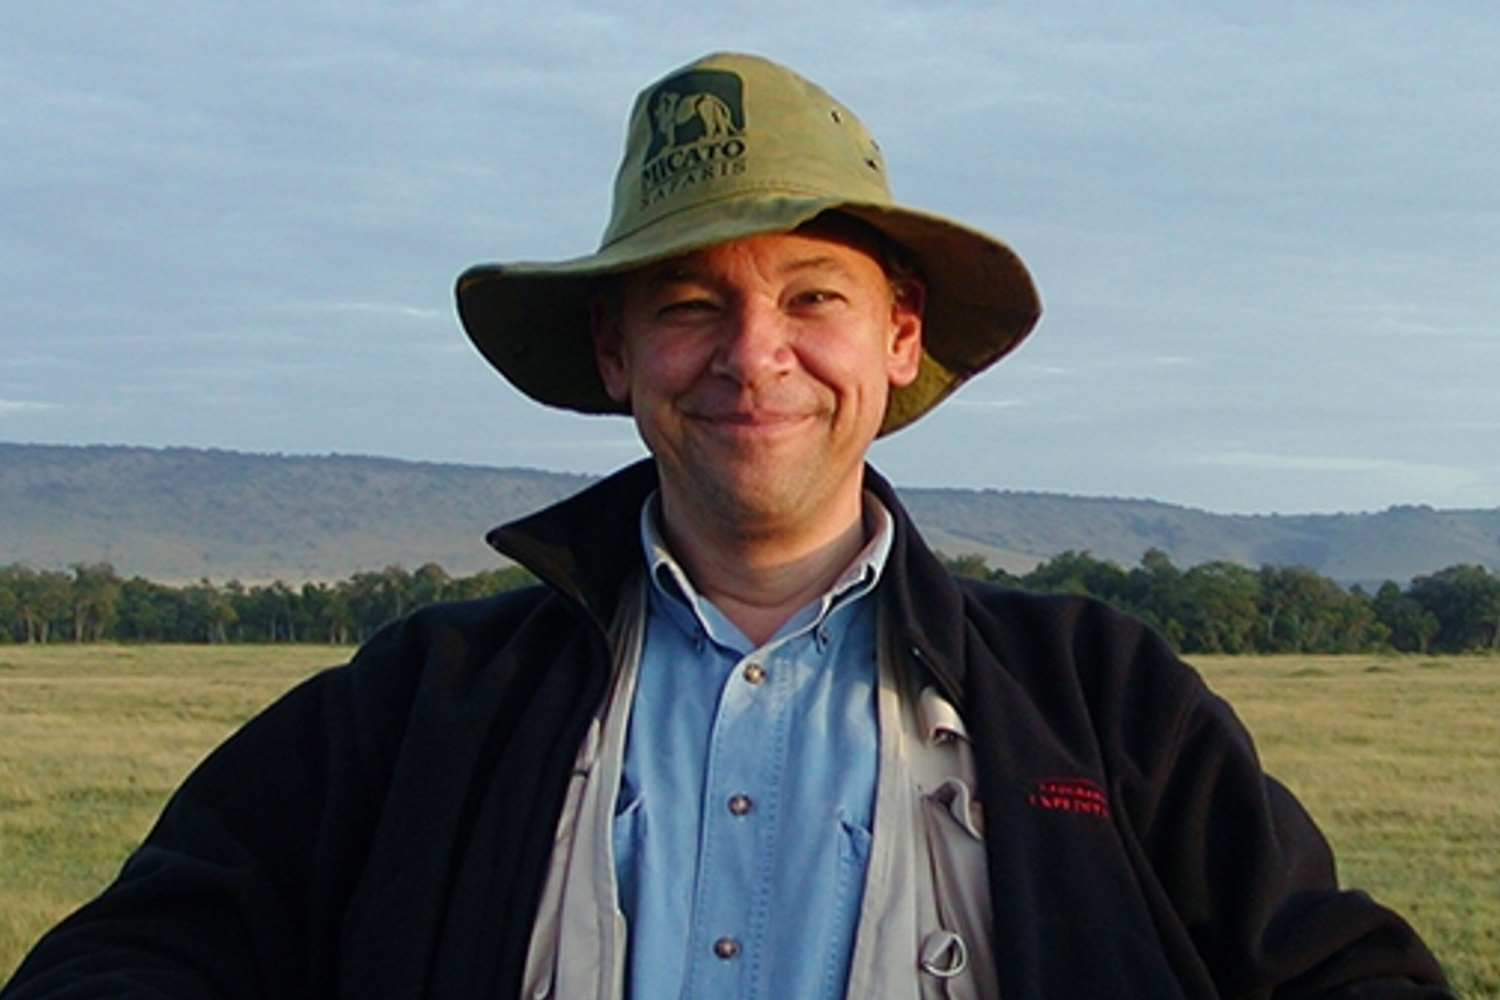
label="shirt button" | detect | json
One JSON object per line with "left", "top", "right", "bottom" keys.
{"left": 727, "top": 793, "right": 753, "bottom": 816}
{"left": 713, "top": 936, "right": 741, "bottom": 960}
{"left": 743, "top": 662, "right": 766, "bottom": 685}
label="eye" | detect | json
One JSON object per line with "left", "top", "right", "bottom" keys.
{"left": 789, "top": 288, "right": 845, "bottom": 309}
{"left": 656, "top": 297, "right": 719, "bottom": 319}
{"left": 646, "top": 283, "right": 720, "bottom": 317}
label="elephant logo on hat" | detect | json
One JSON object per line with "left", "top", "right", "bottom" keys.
{"left": 654, "top": 91, "right": 735, "bottom": 150}
{"left": 642, "top": 69, "right": 745, "bottom": 163}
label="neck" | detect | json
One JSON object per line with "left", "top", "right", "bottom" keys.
{"left": 656, "top": 489, "right": 868, "bottom": 647}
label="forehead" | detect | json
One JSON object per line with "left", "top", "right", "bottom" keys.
{"left": 621, "top": 216, "right": 892, "bottom": 291}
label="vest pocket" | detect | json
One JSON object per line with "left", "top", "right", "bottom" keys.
{"left": 917, "top": 778, "right": 992, "bottom": 1000}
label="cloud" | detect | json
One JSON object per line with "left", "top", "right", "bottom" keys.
{"left": 0, "top": 398, "right": 58, "bottom": 415}
{"left": 307, "top": 302, "right": 449, "bottom": 322}
{"left": 1190, "top": 451, "right": 1484, "bottom": 501}
{"left": 947, "top": 398, "right": 1025, "bottom": 411}
{"left": 509, "top": 437, "right": 645, "bottom": 453}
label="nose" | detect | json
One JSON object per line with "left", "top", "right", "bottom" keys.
{"left": 709, "top": 297, "right": 793, "bottom": 388}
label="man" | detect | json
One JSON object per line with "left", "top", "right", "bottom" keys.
{"left": 4, "top": 52, "right": 1452, "bottom": 999}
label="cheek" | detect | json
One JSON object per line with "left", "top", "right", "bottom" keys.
{"left": 803, "top": 321, "right": 906, "bottom": 393}
{"left": 621, "top": 332, "right": 705, "bottom": 404}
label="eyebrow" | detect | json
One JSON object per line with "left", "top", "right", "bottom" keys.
{"left": 646, "top": 254, "right": 855, "bottom": 287}
{"left": 780, "top": 255, "right": 851, "bottom": 277}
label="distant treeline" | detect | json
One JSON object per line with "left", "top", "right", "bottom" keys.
{"left": 945, "top": 549, "right": 1500, "bottom": 655}
{"left": 0, "top": 562, "right": 535, "bottom": 646}
{"left": 2, "top": 551, "right": 1499, "bottom": 654}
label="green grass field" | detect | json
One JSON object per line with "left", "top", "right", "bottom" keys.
{"left": 1193, "top": 654, "right": 1499, "bottom": 999}
{"left": 2, "top": 646, "right": 1496, "bottom": 997}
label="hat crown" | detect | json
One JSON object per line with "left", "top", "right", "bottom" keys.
{"left": 602, "top": 53, "right": 893, "bottom": 250}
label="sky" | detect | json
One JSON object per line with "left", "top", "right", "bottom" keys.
{"left": 2, "top": 1, "right": 1497, "bottom": 515}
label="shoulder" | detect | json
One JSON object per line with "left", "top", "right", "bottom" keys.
{"left": 366, "top": 584, "right": 557, "bottom": 659}
{"left": 955, "top": 578, "right": 1150, "bottom": 643}
{"left": 174, "top": 581, "right": 591, "bottom": 851}
{"left": 219, "top": 584, "right": 567, "bottom": 765}
{"left": 950, "top": 580, "right": 1217, "bottom": 765}
{"left": 954, "top": 579, "right": 1192, "bottom": 693}
{"left": 329, "top": 583, "right": 578, "bottom": 716}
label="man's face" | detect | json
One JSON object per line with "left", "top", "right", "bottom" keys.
{"left": 593, "top": 220, "right": 924, "bottom": 538}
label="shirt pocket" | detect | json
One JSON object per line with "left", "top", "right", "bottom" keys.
{"left": 610, "top": 792, "right": 646, "bottom": 912}
{"left": 836, "top": 806, "right": 873, "bottom": 868}
{"left": 820, "top": 809, "right": 874, "bottom": 1000}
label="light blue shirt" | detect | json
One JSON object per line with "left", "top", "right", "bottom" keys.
{"left": 613, "top": 495, "right": 893, "bottom": 1000}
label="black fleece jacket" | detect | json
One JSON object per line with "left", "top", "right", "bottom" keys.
{"left": 3, "top": 461, "right": 1452, "bottom": 999}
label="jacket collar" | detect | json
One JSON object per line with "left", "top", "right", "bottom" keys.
{"left": 486, "top": 459, "right": 660, "bottom": 635}
{"left": 864, "top": 465, "right": 968, "bottom": 701}
{"left": 486, "top": 458, "right": 968, "bottom": 699}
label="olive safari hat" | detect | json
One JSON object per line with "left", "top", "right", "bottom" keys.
{"left": 456, "top": 51, "right": 1041, "bottom": 435}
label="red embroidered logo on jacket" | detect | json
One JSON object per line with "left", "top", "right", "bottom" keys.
{"left": 1028, "top": 777, "right": 1111, "bottom": 819}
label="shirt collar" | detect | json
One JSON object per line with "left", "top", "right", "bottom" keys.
{"left": 639, "top": 491, "right": 895, "bottom": 653}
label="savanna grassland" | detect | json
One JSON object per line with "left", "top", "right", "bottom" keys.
{"left": 0, "top": 644, "right": 348, "bottom": 984}
{"left": 2, "top": 646, "right": 1496, "bottom": 997}
{"left": 1192, "top": 654, "right": 1499, "bottom": 999}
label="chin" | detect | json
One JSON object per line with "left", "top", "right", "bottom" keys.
{"left": 707, "top": 470, "right": 838, "bottom": 529}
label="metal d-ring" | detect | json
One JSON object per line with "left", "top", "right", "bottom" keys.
{"left": 919, "top": 930, "right": 969, "bottom": 979}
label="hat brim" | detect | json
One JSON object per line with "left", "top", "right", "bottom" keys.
{"left": 456, "top": 195, "right": 1041, "bottom": 436}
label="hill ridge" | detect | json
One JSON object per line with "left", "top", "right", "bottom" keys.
{"left": 3, "top": 442, "right": 1498, "bottom": 585}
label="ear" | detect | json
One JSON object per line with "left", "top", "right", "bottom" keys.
{"left": 885, "top": 274, "right": 925, "bottom": 388}
{"left": 590, "top": 294, "right": 632, "bottom": 404}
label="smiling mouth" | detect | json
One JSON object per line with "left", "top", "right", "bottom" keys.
{"left": 695, "top": 410, "right": 809, "bottom": 425}
{"left": 685, "top": 409, "right": 821, "bottom": 436}
{"left": 680, "top": 411, "right": 821, "bottom": 450}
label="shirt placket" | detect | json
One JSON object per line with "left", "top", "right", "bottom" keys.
{"left": 681, "top": 638, "right": 805, "bottom": 1000}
